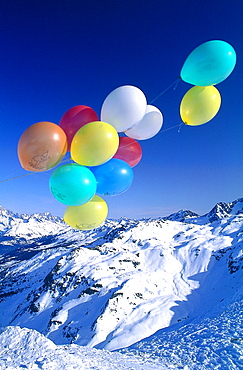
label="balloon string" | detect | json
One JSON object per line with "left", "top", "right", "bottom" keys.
{"left": 0, "top": 157, "right": 72, "bottom": 183}
{"left": 177, "top": 123, "right": 183, "bottom": 133}
{"left": 0, "top": 172, "right": 35, "bottom": 183}
{"left": 158, "top": 122, "right": 184, "bottom": 134}
{"left": 150, "top": 78, "right": 181, "bottom": 104}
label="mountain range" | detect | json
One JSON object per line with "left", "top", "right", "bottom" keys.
{"left": 0, "top": 198, "right": 242, "bottom": 369}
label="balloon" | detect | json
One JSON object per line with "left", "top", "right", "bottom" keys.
{"left": 180, "top": 86, "right": 221, "bottom": 126}
{"left": 64, "top": 195, "right": 108, "bottom": 230}
{"left": 113, "top": 137, "right": 142, "bottom": 167}
{"left": 71, "top": 121, "right": 119, "bottom": 166}
{"left": 49, "top": 163, "right": 97, "bottom": 206}
{"left": 59, "top": 105, "right": 98, "bottom": 151}
{"left": 180, "top": 40, "right": 237, "bottom": 86}
{"left": 125, "top": 105, "right": 163, "bottom": 140}
{"left": 18, "top": 121, "right": 67, "bottom": 172}
{"left": 100, "top": 85, "right": 147, "bottom": 132}
{"left": 91, "top": 158, "right": 134, "bottom": 196}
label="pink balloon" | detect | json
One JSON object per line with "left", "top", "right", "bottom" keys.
{"left": 113, "top": 137, "right": 142, "bottom": 167}
{"left": 59, "top": 105, "right": 98, "bottom": 150}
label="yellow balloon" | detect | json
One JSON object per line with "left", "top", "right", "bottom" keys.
{"left": 180, "top": 86, "right": 221, "bottom": 126}
{"left": 64, "top": 195, "right": 108, "bottom": 230}
{"left": 71, "top": 121, "right": 119, "bottom": 166}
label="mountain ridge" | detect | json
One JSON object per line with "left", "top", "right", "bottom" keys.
{"left": 1, "top": 196, "right": 243, "bottom": 229}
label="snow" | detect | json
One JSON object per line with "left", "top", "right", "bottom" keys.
{"left": 0, "top": 326, "right": 167, "bottom": 370}
{"left": 120, "top": 294, "right": 243, "bottom": 369}
{"left": 1, "top": 294, "right": 242, "bottom": 369}
{"left": 0, "top": 198, "right": 243, "bottom": 369}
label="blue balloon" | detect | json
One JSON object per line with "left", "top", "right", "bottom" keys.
{"left": 49, "top": 163, "right": 97, "bottom": 206}
{"left": 180, "top": 40, "right": 236, "bottom": 86}
{"left": 90, "top": 158, "right": 134, "bottom": 196}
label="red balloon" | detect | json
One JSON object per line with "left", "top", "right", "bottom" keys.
{"left": 59, "top": 105, "right": 98, "bottom": 150}
{"left": 113, "top": 137, "right": 142, "bottom": 167}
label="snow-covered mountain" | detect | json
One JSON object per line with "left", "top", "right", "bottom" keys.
{"left": 0, "top": 199, "right": 243, "bottom": 369}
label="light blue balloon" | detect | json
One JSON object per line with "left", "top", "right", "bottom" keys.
{"left": 90, "top": 158, "right": 134, "bottom": 196}
{"left": 49, "top": 163, "right": 97, "bottom": 206}
{"left": 180, "top": 40, "right": 236, "bottom": 86}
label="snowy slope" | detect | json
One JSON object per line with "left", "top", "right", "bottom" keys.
{"left": 1, "top": 296, "right": 242, "bottom": 370}
{"left": 0, "top": 198, "right": 243, "bottom": 368}
{"left": 119, "top": 268, "right": 243, "bottom": 367}
{"left": 0, "top": 326, "right": 165, "bottom": 370}
{"left": 120, "top": 296, "right": 243, "bottom": 369}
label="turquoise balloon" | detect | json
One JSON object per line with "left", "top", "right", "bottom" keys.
{"left": 180, "top": 40, "right": 236, "bottom": 86}
{"left": 49, "top": 163, "right": 97, "bottom": 206}
{"left": 90, "top": 158, "right": 134, "bottom": 196}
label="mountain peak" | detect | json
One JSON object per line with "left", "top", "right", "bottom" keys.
{"left": 205, "top": 197, "right": 243, "bottom": 223}
{"left": 164, "top": 209, "right": 199, "bottom": 222}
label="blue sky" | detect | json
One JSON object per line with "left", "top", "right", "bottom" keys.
{"left": 0, "top": 0, "right": 242, "bottom": 219}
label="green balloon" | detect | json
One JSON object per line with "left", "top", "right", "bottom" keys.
{"left": 181, "top": 40, "right": 236, "bottom": 86}
{"left": 49, "top": 163, "right": 97, "bottom": 206}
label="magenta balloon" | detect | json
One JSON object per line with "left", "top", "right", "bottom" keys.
{"left": 113, "top": 136, "right": 142, "bottom": 167}
{"left": 59, "top": 105, "right": 98, "bottom": 150}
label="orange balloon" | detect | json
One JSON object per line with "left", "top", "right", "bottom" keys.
{"left": 18, "top": 121, "right": 67, "bottom": 172}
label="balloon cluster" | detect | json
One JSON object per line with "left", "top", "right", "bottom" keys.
{"left": 18, "top": 94, "right": 163, "bottom": 230}
{"left": 17, "top": 39, "right": 236, "bottom": 230}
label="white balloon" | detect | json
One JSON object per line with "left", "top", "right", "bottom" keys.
{"left": 125, "top": 105, "right": 163, "bottom": 140}
{"left": 100, "top": 85, "right": 147, "bottom": 132}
